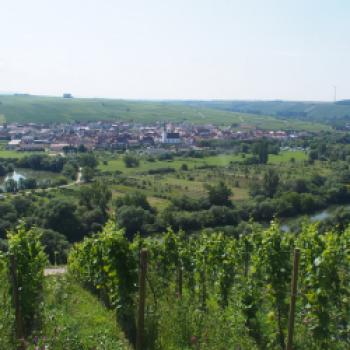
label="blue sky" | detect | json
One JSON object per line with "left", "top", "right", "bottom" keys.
{"left": 0, "top": 0, "right": 349, "bottom": 100}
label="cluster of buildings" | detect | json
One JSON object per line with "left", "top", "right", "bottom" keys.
{"left": 0, "top": 121, "right": 306, "bottom": 153}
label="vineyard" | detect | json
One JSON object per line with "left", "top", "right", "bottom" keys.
{"left": 68, "top": 221, "right": 350, "bottom": 350}
{"left": 0, "top": 220, "right": 349, "bottom": 349}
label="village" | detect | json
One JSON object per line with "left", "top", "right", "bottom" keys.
{"left": 0, "top": 121, "right": 307, "bottom": 153}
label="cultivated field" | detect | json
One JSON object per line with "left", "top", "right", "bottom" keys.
{"left": 0, "top": 95, "right": 330, "bottom": 131}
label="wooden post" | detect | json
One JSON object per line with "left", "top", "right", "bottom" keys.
{"left": 177, "top": 265, "right": 183, "bottom": 298}
{"left": 286, "top": 248, "right": 300, "bottom": 350}
{"left": 201, "top": 263, "right": 207, "bottom": 311}
{"left": 9, "top": 255, "right": 25, "bottom": 349}
{"left": 136, "top": 249, "right": 148, "bottom": 350}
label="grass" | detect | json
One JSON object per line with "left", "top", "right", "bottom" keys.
{"left": 268, "top": 150, "right": 308, "bottom": 164}
{"left": 0, "top": 142, "right": 45, "bottom": 159}
{"left": 147, "top": 196, "right": 170, "bottom": 210}
{"left": 0, "top": 270, "right": 14, "bottom": 350}
{"left": 0, "top": 95, "right": 331, "bottom": 131}
{"left": 0, "top": 149, "right": 44, "bottom": 159}
{"left": 31, "top": 275, "right": 130, "bottom": 350}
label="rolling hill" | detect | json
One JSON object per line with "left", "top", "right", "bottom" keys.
{"left": 0, "top": 94, "right": 331, "bottom": 131}
{"left": 182, "top": 100, "right": 350, "bottom": 128}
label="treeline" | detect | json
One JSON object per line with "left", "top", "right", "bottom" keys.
{"left": 111, "top": 174, "right": 350, "bottom": 238}
{"left": 0, "top": 153, "right": 99, "bottom": 175}
{"left": 0, "top": 181, "right": 111, "bottom": 263}
{"left": 247, "top": 168, "right": 350, "bottom": 220}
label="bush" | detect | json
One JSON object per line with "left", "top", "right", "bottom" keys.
{"left": 123, "top": 154, "right": 139, "bottom": 168}
{"left": 40, "top": 229, "right": 70, "bottom": 265}
{"left": 148, "top": 167, "right": 175, "bottom": 175}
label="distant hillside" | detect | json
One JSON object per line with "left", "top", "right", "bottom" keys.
{"left": 0, "top": 95, "right": 330, "bottom": 131}
{"left": 181, "top": 100, "right": 350, "bottom": 128}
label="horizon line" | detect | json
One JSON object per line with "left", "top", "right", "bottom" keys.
{"left": 0, "top": 92, "right": 344, "bottom": 104}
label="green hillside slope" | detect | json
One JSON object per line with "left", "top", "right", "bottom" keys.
{"left": 0, "top": 95, "right": 329, "bottom": 131}
{"left": 182, "top": 100, "right": 350, "bottom": 127}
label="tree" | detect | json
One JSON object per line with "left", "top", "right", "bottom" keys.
{"left": 79, "top": 181, "right": 112, "bottom": 217}
{"left": 79, "top": 153, "right": 98, "bottom": 168}
{"left": 17, "top": 154, "right": 65, "bottom": 172}
{"left": 5, "top": 178, "right": 17, "bottom": 193}
{"left": 116, "top": 205, "right": 153, "bottom": 239}
{"left": 12, "top": 196, "right": 33, "bottom": 216}
{"left": 262, "top": 168, "right": 279, "bottom": 198}
{"left": 82, "top": 166, "right": 95, "bottom": 182}
{"left": 76, "top": 207, "right": 106, "bottom": 234}
{"left": 123, "top": 154, "right": 139, "bottom": 168}
{"left": 309, "top": 150, "right": 318, "bottom": 161}
{"left": 253, "top": 140, "right": 269, "bottom": 164}
{"left": 62, "top": 162, "right": 78, "bottom": 180}
{"left": 0, "top": 163, "right": 6, "bottom": 177}
{"left": 208, "top": 205, "right": 240, "bottom": 226}
{"left": 206, "top": 181, "right": 232, "bottom": 206}
{"left": 114, "top": 191, "right": 153, "bottom": 212}
{"left": 0, "top": 202, "right": 17, "bottom": 238}
{"left": 181, "top": 163, "right": 188, "bottom": 171}
{"left": 77, "top": 144, "right": 87, "bottom": 153}
{"left": 39, "top": 199, "right": 81, "bottom": 241}
{"left": 18, "top": 178, "right": 37, "bottom": 190}
{"left": 40, "top": 229, "right": 70, "bottom": 264}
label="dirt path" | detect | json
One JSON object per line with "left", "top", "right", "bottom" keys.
{"left": 44, "top": 266, "right": 67, "bottom": 276}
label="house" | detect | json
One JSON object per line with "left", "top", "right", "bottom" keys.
{"left": 18, "top": 144, "right": 45, "bottom": 152}
{"left": 50, "top": 143, "right": 70, "bottom": 152}
{"left": 141, "top": 136, "right": 155, "bottom": 146}
{"left": 7, "top": 139, "right": 21, "bottom": 150}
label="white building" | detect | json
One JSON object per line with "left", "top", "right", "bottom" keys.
{"left": 162, "top": 131, "right": 181, "bottom": 144}
{"left": 7, "top": 139, "right": 21, "bottom": 149}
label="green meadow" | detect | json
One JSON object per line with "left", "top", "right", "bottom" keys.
{"left": 97, "top": 150, "right": 310, "bottom": 209}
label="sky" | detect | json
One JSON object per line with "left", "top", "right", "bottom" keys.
{"left": 0, "top": 0, "right": 350, "bottom": 101}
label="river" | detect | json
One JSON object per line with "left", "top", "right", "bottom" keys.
{"left": 280, "top": 204, "right": 350, "bottom": 231}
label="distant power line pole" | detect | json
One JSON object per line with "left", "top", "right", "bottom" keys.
{"left": 333, "top": 85, "right": 337, "bottom": 102}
